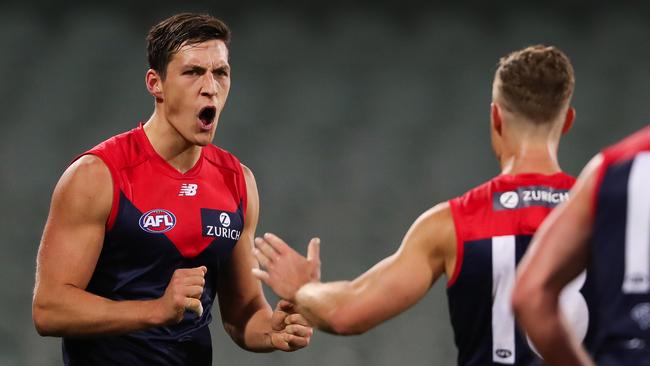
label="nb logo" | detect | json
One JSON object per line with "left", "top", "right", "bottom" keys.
{"left": 219, "top": 213, "right": 231, "bottom": 227}
{"left": 179, "top": 183, "right": 198, "bottom": 197}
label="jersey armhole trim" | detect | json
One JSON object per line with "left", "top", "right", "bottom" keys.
{"left": 591, "top": 154, "right": 608, "bottom": 219}
{"left": 73, "top": 152, "right": 120, "bottom": 231}
{"left": 236, "top": 161, "right": 248, "bottom": 219}
{"left": 447, "top": 199, "right": 464, "bottom": 288}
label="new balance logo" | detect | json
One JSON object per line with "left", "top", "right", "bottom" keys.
{"left": 179, "top": 183, "right": 198, "bottom": 197}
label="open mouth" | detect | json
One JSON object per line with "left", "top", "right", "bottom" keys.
{"left": 198, "top": 106, "right": 217, "bottom": 126}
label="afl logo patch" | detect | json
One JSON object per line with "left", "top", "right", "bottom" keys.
{"left": 631, "top": 303, "right": 650, "bottom": 330}
{"left": 139, "top": 209, "right": 177, "bottom": 233}
{"left": 495, "top": 349, "right": 512, "bottom": 359}
{"left": 499, "top": 191, "right": 519, "bottom": 209}
{"left": 219, "top": 212, "right": 231, "bottom": 227}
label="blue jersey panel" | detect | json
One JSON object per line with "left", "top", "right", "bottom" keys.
{"left": 591, "top": 158, "right": 650, "bottom": 364}
{"left": 447, "top": 235, "right": 542, "bottom": 366}
{"left": 62, "top": 193, "right": 241, "bottom": 365}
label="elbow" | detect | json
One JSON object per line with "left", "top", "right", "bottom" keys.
{"left": 511, "top": 284, "right": 529, "bottom": 319}
{"left": 325, "top": 308, "right": 370, "bottom": 336}
{"left": 32, "top": 301, "right": 56, "bottom": 336}
{"left": 223, "top": 323, "right": 250, "bottom": 351}
{"left": 329, "top": 321, "right": 365, "bottom": 336}
{"left": 32, "top": 295, "right": 63, "bottom": 337}
{"left": 511, "top": 278, "right": 544, "bottom": 322}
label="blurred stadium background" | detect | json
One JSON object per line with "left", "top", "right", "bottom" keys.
{"left": 1, "top": 0, "right": 649, "bottom": 365}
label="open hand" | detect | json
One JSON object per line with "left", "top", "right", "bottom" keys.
{"left": 252, "top": 233, "right": 320, "bottom": 301}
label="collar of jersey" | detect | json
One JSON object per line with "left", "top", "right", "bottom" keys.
{"left": 136, "top": 123, "right": 204, "bottom": 179}
{"left": 497, "top": 172, "right": 570, "bottom": 184}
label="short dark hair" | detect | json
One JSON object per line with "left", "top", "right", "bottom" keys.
{"left": 496, "top": 45, "right": 575, "bottom": 123}
{"left": 147, "top": 13, "right": 231, "bottom": 79}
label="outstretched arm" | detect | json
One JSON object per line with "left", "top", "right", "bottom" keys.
{"left": 217, "top": 164, "right": 313, "bottom": 352}
{"left": 253, "top": 202, "right": 456, "bottom": 335}
{"left": 33, "top": 156, "right": 205, "bottom": 337}
{"left": 512, "top": 155, "right": 602, "bottom": 366}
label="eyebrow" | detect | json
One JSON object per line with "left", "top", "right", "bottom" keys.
{"left": 183, "top": 65, "right": 206, "bottom": 72}
{"left": 183, "top": 63, "right": 230, "bottom": 72}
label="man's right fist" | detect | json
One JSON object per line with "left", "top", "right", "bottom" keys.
{"left": 157, "top": 266, "right": 207, "bottom": 325}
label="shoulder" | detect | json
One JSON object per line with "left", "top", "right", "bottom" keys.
{"left": 240, "top": 163, "right": 254, "bottom": 180}
{"left": 405, "top": 202, "right": 455, "bottom": 258}
{"left": 240, "top": 163, "right": 257, "bottom": 192}
{"left": 239, "top": 163, "right": 258, "bottom": 221}
{"left": 63, "top": 155, "right": 112, "bottom": 187}
{"left": 451, "top": 178, "right": 493, "bottom": 206}
{"left": 53, "top": 155, "right": 112, "bottom": 220}
{"left": 601, "top": 125, "right": 650, "bottom": 166}
{"left": 448, "top": 178, "right": 495, "bottom": 220}
{"left": 85, "top": 127, "right": 145, "bottom": 170}
{"left": 415, "top": 202, "right": 453, "bottom": 229}
{"left": 203, "top": 144, "right": 243, "bottom": 173}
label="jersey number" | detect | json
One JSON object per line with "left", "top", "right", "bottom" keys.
{"left": 623, "top": 153, "right": 650, "bottom": 294}
{"left": 491, "top": 235, "right": 589, "bottom": 364}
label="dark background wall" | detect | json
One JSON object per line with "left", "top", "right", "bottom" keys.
{"left": 2, "top": 1, "right": 649, "bottom": 365}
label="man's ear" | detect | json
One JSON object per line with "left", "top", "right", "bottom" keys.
{"left": 562, "top": 107, "right": 575, "bottom": 134}
{"left": 491, "top": 102, "right": 503, "bottom": 136}
{"left": 145, "top": 69, "right": 163, "bottom": 102}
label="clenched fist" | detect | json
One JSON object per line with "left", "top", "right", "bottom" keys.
{"left": 155, "top": 266, "right": 207, "bottom": 325}
{"left": 269, "top": 300, "right": 313, "bottom": 351}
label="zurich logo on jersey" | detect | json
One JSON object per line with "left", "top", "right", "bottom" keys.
{"left": 201, "top": 208, "right": 242, "bottom": 240}
{"left": 494, "top": 186, "right": 570, "bottom": 211}
{"left": 139, "top": 209, "right": 177, "bottom": 233}
{"left": 219, "top": 212, "right": 231, "bottom": 227}
{"left": 499, "top": 191, "right": 519, "bottom": 209}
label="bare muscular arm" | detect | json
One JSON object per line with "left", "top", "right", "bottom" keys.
{"left": 218, "top": 165, "right": 312, "bottom": 352}
{"left": 254, "top": 202, "right": 456, "bottom": 335}
{"left": 33, "top": 155, "right": 205, "bottom": 337}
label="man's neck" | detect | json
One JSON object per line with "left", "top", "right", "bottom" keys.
{"left": 499, "top": 139, "right": 562, "bottom": 175}
{"left": 143, "top": 114, "right": 202, "bottom": 174}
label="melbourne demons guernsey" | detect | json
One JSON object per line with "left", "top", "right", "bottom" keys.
{"left": 447, "top": 172, "right": 581, "bottom": 366}
{"left": 62, "top": 124, "right": 247, "bottom": 365}
{"left": 589, "top": 125, "right": 650, "bottom": 365}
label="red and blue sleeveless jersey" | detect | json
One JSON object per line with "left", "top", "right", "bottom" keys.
{"left": 589, "top": 125, "right": 650, "bottom": 365}
{"left": 447, "top": 172, "right": 580, "bottom": 366}
{"left": 62, "top": 124, "right": 247, "bottom": 366}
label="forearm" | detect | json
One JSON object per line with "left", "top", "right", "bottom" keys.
{"left": 224, "top": 305, "right": 275, "bottom": 352}
{"left": 33, "top": 284, "right": 161, "bottom": 337}
{"left": 515, "top": 294, "right": 593, "bottom": 366}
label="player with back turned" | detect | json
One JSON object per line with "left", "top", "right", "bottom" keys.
{"left": 513, "top": 124, "right": 650, "bottom": 366}
{"left": 32, "top": 13, "right": 312, "bottom": 365}
{"left": 252, "top": 45, "right": 590, "bottom": 365}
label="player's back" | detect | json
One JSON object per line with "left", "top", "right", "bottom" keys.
{"left": 589, "top": 125, "right": 650, "bottom": 366}
{"left": 447, "top": 172, "right": 583, "bottom": 366}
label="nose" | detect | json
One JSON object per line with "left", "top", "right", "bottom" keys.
{"left": 200, "top": 73, "right": 218, "bottom": 98}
